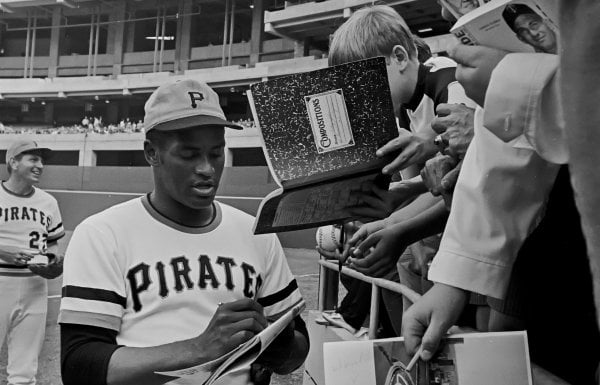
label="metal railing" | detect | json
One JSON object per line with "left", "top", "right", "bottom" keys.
{"left": 317, "top": 258, "right": 421, "bottom": 339}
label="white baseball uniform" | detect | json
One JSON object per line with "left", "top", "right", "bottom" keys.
{"left": 0, "top": 182, "right": 64, "bottom": 385}
{"left": 59, "top": 195, "right": 303, "bottom": 384}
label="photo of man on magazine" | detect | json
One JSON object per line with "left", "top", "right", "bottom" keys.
{"left": 502, "top": 3, "right": 558, "bottom": 53}
{"left": 373, "top": 340, "right": 459, "bottom": 385}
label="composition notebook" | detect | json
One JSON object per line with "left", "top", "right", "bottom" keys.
{"left": 247, "top": 57, "right": 399, "bottom": 234}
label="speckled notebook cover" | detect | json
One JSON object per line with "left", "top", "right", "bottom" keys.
{"left": 249, "top": 57, "right": 398, "bottom": 189}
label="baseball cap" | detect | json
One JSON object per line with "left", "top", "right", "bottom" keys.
{"left": 5, "top": 140, "right": 52, "bottom": 164}
{"left": 502, "top": 4, "right": 538, "bottom": 32}
{"left": 143, "top": 79, "right": 242, "bottom": 132}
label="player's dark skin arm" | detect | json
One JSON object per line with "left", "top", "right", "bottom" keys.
{"left": 106, "top": 298, "right": 268, "bottom": 385}
{"left": 254, "top": 318, "right": 309, "bottom": 375}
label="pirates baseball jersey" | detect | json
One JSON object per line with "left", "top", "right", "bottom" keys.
{"left": 59, "top": 195, "right": 303, "bottom": 384}
{"left": 0, "top": 182, "right": 64, "bottom": 275}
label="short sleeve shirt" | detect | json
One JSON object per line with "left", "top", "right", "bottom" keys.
{"left": 0, "top": 182, "right": 64, "bottom": 275}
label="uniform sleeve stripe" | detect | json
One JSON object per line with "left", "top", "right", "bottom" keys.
{"left": 62, "top": 285, "right": 127, "bottom": 308}
{"left": 266, "top": 297, "right": 304, "bottom": 322}
{"left": 48, "top": 232, "right": 65, "bottom": 242}
{"left": 48, "top": 222, "right": 63, "bottom": 233}
{"left": 257, "top": 279, "right": 298, "bottom": 307}
{"left": 0, "top": 264, "right": 29, "bottom": 269}
{"left": 58, "top": 309, "right": 122, "bottom": 332}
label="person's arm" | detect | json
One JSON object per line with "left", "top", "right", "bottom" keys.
{"left": 560, "top": 0, "right": 600, "bottom": 333}
{"left": 387, "top": 192, "right": 443, "bottom": 225}
{"left": 388, "top": 175, "right": 428, "bottom": 195}
{"left": 61, "top": 298, "right": 268, "bottom": 385}
{"left": 348, "top": 199, "right": 449, "bottom": 277}
{"left": 402, "top": 110, "right": 561, "bottom": 362}
{"left": 420, "top": 154, "right": 458, "bottom": 197}
{"left": 428, "top": 108, "right": 559, "bottom": 299}
{"left": 346, "top": 192, "right": 443, "bottom": 255}
{"left": 376, "top": 129, "right": 439, "bottom": 176}
{"left": 345, "top": 177, "right": 427, "bottom": 221}
{"left": 28, "top": 240, "right": 63, "bottom": 279}
{"left": 106, "top": 299, "right": 267, "bottom": 385}
{"left": 61, "top": 324, "right": 122, "bottom": 385}
{"left": 0, "top": 245, "right": 33, "bottom": 265}
{"left": 401, "top": 283, "right": 469, "bottom": 360}
{"left": 431, "top": 104, "right": 476, "bottom": 161}
{"left": 29, "top": 197, "right": 66, "bottom": 278}
{"left": 252, "top": 234, "right": 309, "bottom": 373}
{"left": 483, "top": 53, "right": 567, "bottom": 164}
{"left": 254, "top": 315, "right": 309, "bottom": 375}
{"left": 450, "top": 44, "right": 509, "bottom": 107}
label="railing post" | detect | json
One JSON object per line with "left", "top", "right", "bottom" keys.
{"left": 368, "top": 283, "right": 380, "bottom": 339}
{"left": 317, "top": 257, "right": 339, "bottom": 311}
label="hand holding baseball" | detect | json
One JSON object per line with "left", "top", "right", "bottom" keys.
{"left": 315, "top": 225, "right": 342, "bottom": 253}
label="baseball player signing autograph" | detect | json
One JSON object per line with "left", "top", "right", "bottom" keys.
{"left": 59, "top": 79, "right": 309, "bottom": 385}
{"left": 0, "top": 140, "right": 65, "bottom": 384}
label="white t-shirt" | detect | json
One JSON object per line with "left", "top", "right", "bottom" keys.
{"left": 0, "top": 182, "right": 64, "bottom": 275}
{"left": 59, "top": 196, "right": 303, "bottom": 384}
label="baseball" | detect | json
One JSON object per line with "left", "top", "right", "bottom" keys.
{"left": 315, "top": 225, "right": 342, "bottom": 252}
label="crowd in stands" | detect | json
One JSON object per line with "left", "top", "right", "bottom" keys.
{"left": 0, "top": 117, "right": 257, "bottom": 135}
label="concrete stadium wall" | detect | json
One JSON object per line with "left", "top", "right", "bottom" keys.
{"left": 0, "top": 166, "right": 317, "bottom": 249}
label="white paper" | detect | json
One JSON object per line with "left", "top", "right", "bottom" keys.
{"left": 156, "top": 300, "right": 305, "bottom": 385}
{"left": 305, "top": 89, "right": 354, "bottom": 154}
{"left": 324, "top": 332, "right": 532, "bottom": 385}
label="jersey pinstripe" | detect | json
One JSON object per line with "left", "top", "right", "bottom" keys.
{"left": 59, "top": 196, "right": 303, "bottom": 349}
{"left": 0, "top": 182, "right": 64, "bottom": 276}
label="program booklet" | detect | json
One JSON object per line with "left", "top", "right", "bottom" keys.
{"left": 157, "top": 300, "right": 305, "bottom": 385}
{"left": 449, "top": 0, "right": 558, "bottom": 53}
{"left": 247, "top": 57, "right": 399, "bottom": 234}
{"left": 323, "top": 331, "right": 533, "bottom": 385}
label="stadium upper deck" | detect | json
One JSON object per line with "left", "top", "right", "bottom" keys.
{"left": 0, "top": 0, "right": 455, "bottom": 166}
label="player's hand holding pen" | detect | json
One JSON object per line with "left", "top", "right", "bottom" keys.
{"left": 196, "top": 298, "right": 268, "bottom": 361}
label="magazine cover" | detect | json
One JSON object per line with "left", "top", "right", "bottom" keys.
{"left": 157, "top": 301, "right": 305, "bottom": 385}
{"left": 323, "top": 332, "right": 533, "bottom": 385}
{"left": 450, "top": 0, "right": 558, "bottom": 53}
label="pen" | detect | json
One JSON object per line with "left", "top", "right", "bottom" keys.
{"left": 405, "top": 345, "right": 423, "bottom": 372}
{"left": 338, "top": 223, "right": 345, "bottom": 275}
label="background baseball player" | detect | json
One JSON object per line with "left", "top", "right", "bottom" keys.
{"left": 0, "top": 140, "right": 65, "bottom": 385}
{"left": 59, "top": 79, "right": 309, "bottom": 385}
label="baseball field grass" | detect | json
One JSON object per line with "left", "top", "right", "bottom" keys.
{"left": 0, "top": 232, "right": 323, "bottom": 385}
